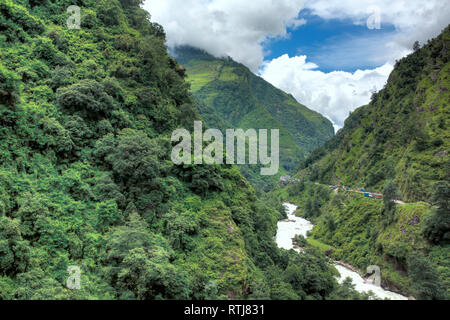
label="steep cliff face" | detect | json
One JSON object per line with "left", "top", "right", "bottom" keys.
{"left": 174, "top": 46, "right": 334, "bottom": 189}
{"left": 0, "top": 0, "right": 279, "bottom": 299}
{"left": 279, "top": 26, "right": 450, "bottom": 299}
{"left": 297, "top": 26, "right": 449, "bottom": 202}
{"left": 0, "top": 0, "right": 354, "bottom": 301}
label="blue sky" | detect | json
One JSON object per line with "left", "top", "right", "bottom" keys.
{"left": 264, "top": 10, "right": 397, "bottom": 73}
{"left": 145, "top": 0, "right": 449, "bottom": 128}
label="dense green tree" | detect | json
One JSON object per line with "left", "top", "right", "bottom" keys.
{"left": 264, "top": 266, "right": 298, "bottom": 300}
{"left": 324, "top": 214, "right": 336, "bottom": 232}
{"left": 283, "top": 249, "right": 335, "bottom": 299}
{"left": 119, "top": 0, "right": 144, "bottom": 8}
{"left": 328, "top": 278, "right": 373, "bottom": 300}
{"left": 0, "top": 63, "right": 20, "bottom": 106}
{"left": 96, "top": 0, "right": 125, "bottom": 27}
{"left": 104, "top": 128, "right": 165, "bottom": 182}
{"left": 293, "top": 235, "right": 308, "bottom": 247}
{"left": 407, "top": 252, "right": 445, "bottom": 300}
{"left": 163, "top": 209, "right": 199, "bottom": 251}
{"left": 0, "top": 0, "right": 308, "bottom": 301}
{"left": 3, "top": 0, "right": 447, "bottom": 301}
{"left": 95, "top": 200, "right": 122, "bottom": 232}
{"left": 103, "top": 213, "right": 190, "bottom": 299}
{"left": 0, "top": 217, "right": 30, "bottom": 276}
{"left": 304, "top": 196, "right": 321, "bottom": 218}
{"left": 288, "top": 181, "right": 305, "bottom": 196}
{"left": 116, "top": 248, "right": 190, "bottom": 300}
{"left": 56, "top": 80, "right": 116, "bottom": 118}
{"left": 422, "top": 181, "right": 450, "bottom": 244}
{"left": 14, "top": 269, "right": 71, "bottom": 300}
{"left": 383, "top": 180, "right": 400, "bottom": 224}
{"left": 304, "top": 197, "right": 313, "bottom": 218}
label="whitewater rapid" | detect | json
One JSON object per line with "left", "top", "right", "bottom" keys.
{"left": 276, "top": 203, "right": 408, "bottom": 300}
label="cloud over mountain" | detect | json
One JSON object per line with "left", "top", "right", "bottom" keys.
{"left": 144, "top": 0, "right": 306, "bottom": 72}
{"left": 144, "top": 0, "right": 449, "bottom": 128}
{"left": 259, "top": 55, "right": 393, "bottom": 128}
{"left": 305, "top": 0, "right": 450, "bottom": 63}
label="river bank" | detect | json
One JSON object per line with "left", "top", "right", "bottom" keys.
{"left": 276, "top": 202, "right": 409, "bottom": 300}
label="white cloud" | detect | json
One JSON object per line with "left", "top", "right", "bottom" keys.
{"left": 305, "top": 0, "right": 449, "bottom": 31}
{"left": 302, "top": 32, "right": 411, "bottom": 71}
{"left": 259, "top": 54, "right": 393, "bottom": 128}
{"left": 145, "top": 0, "right": 450, "bottom": 71}
{"left": 144, "top": 0, "right": 306, "bottom": 72}
{"left": 258, "top": 0, "right": 449, "bottom": 129}
{"left": 305, "top": 0, "right": 450, "bottom": 60}
{"left": 143, "top": 0, "right": 449, "bottom": 128}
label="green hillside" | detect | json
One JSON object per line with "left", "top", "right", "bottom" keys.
{"left": 279, "top": 26, "right": 450, "bottom": 299}
{"left": 174, "top": 46, "right": 334, "bottom": 189}
{"left": 0, "top": 0, "right": 363, "bottom": 300}
{"left": 278, "top": 181, "right": 449, "bottom": 299}
{"left": 296, "top": 26, "right": 450, "bottom": 202}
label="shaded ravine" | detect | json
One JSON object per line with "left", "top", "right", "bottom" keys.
{"left": 276, "top": 203, "right": 408, "bottom": 300}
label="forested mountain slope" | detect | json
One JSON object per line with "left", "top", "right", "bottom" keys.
{"left": 279, "top": 26, "right": 450, "bottom": 299}
{"left": 0, "top": 0, "right": 361, "bottom": 300}
{"left": 174, "top": 46, "right": 334, "bottom": 189}
{"left": 297, "top": 26, "right": 450, "bottom": 202}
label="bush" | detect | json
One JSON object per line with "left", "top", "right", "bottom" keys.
{"left": 48, "top": 66, "right": 73, "bottom": 90}
{"left": 407, "top": 252, "right": 445, "bottom": 300}
{"left": 163, "top": 209, "right": 199, "bottom": 251}
{"left": 0, "top": 1, "right": 44, "bottom": 40}
{"left": 81, "top": 9, "right": 97, "bottom": 29}
{"left": 422, "top": 181, "right": 450, "bottom": 244}
{"left": 110, "top": 129, "right": 163, "bottom": 180}
{"left": 56, "top": 80, "right": 116, "bottom": 117}
{"left": 32, "top": 37, "right": 67, "bottom": 65}
{"left": 39, "top": 117, "right": 73, "bottom": 153}
{"left": 0, "top": 63, "right": 20, "bottom": 106}
{"left": 96, "top": 0, "right": 125, "bottom": 27}
{"left": 0, "top": 217, "right": 30, "bottom": 276}
{"left": 293, "top": 235, "right": 308, "bottom": 247}
{"left": 383, "top": 180, "right": 400, "bottom": 223}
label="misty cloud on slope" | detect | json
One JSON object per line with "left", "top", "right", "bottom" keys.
{"left": 259, "top": 55, "right": 393, "bottom": 129}
{"left": 144, "top": 0, "right": 306, "bottom": 72}
{"left": 144, "top": 0, "right": 449, "bottom": 129}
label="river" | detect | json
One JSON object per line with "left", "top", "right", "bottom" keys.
{"left": 276, "top": 203, "right": 408, "bottom": 300}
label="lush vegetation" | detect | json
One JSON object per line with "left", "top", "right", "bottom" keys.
{"left": 277, "top": 30, "right": 450, "bottom": 298}
{"left": 277, "top": 181, "right": 449, "bottom": 299}
{"left": 0, "top": 0, "right": 363, "bottom": 300}
{"left": 174, "top": 46, "right": 334, "bottom": 190}
{"left": 297, "top": 26, "right": 450, "bottom": 202}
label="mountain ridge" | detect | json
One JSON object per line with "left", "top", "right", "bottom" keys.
{"left": 295, "top": 25, "right": 450, "bottom": 202}
{"left": 173, "top": 46, "right": 334, "bottom": 189}
{"left": 277, "top": 25, "right": 450, "bottom": 299}
{"left": 0, "top": 0, "right": 364, "bottom": 301}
